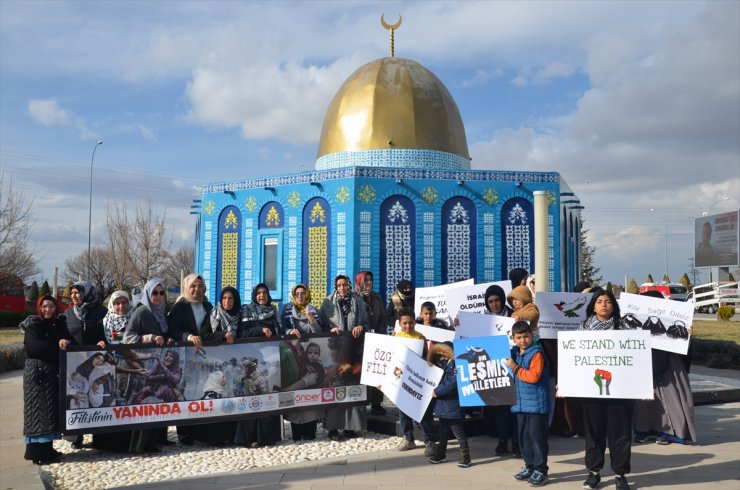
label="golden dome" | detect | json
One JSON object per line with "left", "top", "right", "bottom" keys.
{"left": 316, "top": 57, "right": 470, "bottom": 167}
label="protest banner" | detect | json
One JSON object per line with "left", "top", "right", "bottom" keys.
{"left": 415, "top": 323, "right": 455, "bottom": 344}
{"left": 414, "top": 279, "right": 474, "bottom": 322}
{"left": 453, "top": 335, "right": 516, "bottom": 407}
{"left": 536, "top": 291, "right": 592, "bottom": 339}
{"left": 618, "top": 292, "right": 693, "bottom": 355}
{"left": 557, "top": 330, "right": 653, "bottom": 399}
{"left": 454, "top": 311, "right": 515, "bottom": 346}
{"left": 380, "top": 343, "right": 442, "bottom": 422}
{"left": 61, "top": 334, "right": 366, "bottom": 434}
{"left": 360, "top": 332, "right": 424, "bottom": 388}
{"left": 444, "top": 280, "right": 512, "bottom": 322}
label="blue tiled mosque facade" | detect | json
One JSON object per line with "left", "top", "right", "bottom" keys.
{"left": 195, "top": 163, "right": 582, "bottom": 307}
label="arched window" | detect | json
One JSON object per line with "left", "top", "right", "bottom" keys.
{"left": 257, "top": 201, "right": 285, "bottom": 294}
{"left": 380, "top": 196, "right": 415, "bottom": 301}
{"left": 501, "top": 197, "right": 534, "bottom": 279}
{"left": 442, "top": 197, "right": 477, "bottom": 283}
{"left": 216, "top": 205, "right": 241, "bottom": 299}
{"left": 302, "top": 197, "right": 331, "bottom": 301}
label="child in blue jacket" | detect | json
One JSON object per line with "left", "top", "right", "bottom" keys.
{"left": 427, "top": 341, "right": 471, "bottom": 468}
{"left": 504, "top": 320, "right": 550, "bottom": 487}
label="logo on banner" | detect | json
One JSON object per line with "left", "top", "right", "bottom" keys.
{"left": 348, "top": 386, "right": 363, "bottom": 400}
{"left": 322, "top": 388, "right": 335, "bottom": 402}
{"left": 295, "top": 393, "right": 320, "bottom": 404}
{"left": 279, "top": 393, "right": 295, "bottom": 408}
{"left": 336, "top": 387, "right": 346, "bottom": 401}
{"left": 221, "top": 400, "right": 235, "bottom": 413}
{"left": 248, "top": 398, "right": 263, "bottom": 411}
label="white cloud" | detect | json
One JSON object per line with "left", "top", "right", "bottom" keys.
{"left": 461, "top": 68, "right": 504, "bottom": 88}
{"left": 27, "top": 98, "right": 97, "bottom": 140}
{"left": 138, "top": 125, "right": 158, "bottom": 143}
{"left": 27, "top": 99, "right": 70, "bottom": 126}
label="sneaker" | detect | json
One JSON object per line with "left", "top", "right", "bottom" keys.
{"left": 457, "top": 452, "right": 471, "bottom": 468}
{"left": 424, "top": 441, "right": 437, "bottom": 456}
{"left": 327, "top": 430, "right": 343, "bottom": 441}
{"left": 512, "top": 448, "right": 522, "bottom": 458}
{"left": 583, "top": 471, "right": 601, "bottom": 489}
{"left": 429, "top": 453, "right": 447, "bottom": 464}
{"left": 342, "top": 430, "right": 358, "bottom": 439}
{"left": 495, "top": 441, "right": 508, "bottom": 456}
{"left": 397, "top": 438, "right": 417, "bottom": 451}
{"left": 633, "top": 435, "right": 647, "bottom": 443}
{"left": 528, "top": 470, "right": 548, "bottom": 487}
{"left": 656, "top": 437, "right": 671, "bottom": 445}
{"left": 514, "top": 467, "right": 534, "bottom": 481}
{"left": 615, "top": 475, "right": 629, "bottom": 490}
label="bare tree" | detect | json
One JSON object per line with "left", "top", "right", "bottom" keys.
{"left": 161, "top": 245, "right": 194, "bottom": 289}
{"left": 63, "top": 246, "right": 118, "bottom": 296}
{"left": 0, "top": 170, "right": 39, "bottom": 281}
{"left": 106, "top": 199, "right": 172, "bottom": 285}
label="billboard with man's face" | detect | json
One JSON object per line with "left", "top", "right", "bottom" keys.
{"left": 694, "top": 210, "right": 739, "bottom": 268}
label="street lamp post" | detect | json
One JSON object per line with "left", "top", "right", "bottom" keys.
{"left": 88, "top": 140, "right": 103, "bottom": 278}
{"left": 703, "top": 197, "right": 729, "bottom": 216}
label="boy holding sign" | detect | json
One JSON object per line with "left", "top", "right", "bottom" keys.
{"left": 394, "top": 308, "right": 436, "bottom": 455}
{"left": 504, "top": 321, "right": 550, "bottom": 487}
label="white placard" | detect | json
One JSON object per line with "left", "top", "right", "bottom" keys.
{"left": 360, "top": 333, "right": 424, "bottom": 388}
{"left": 444, "top": 280, "right": 512, "bottom": 321}
{"left": 415, "top": 279, "right": 474, "bottom": 322}
{"left": 455, "top": 311, "right": 516, "bottom": 346}
{"left": 617, "top": 292, "right": 693, "bottom": 355}
{"left": 414, "top": 323, "right": 455, "bottom": 343}
{"left": 557, "top": 330, "right": 653, "bottom": 399}
{"left": 536, "top": 292, "right": 592, "bottom": 339}
{"left": 380, "top": 343, "right": 442, "bottom": 422}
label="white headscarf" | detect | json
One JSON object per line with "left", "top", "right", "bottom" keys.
{"left": 103, "top": 290, "right": 132, "bottom": 343}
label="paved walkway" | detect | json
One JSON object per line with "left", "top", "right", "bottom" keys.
{"left": 1, "top": 366, "right": 739, "bottom": 490}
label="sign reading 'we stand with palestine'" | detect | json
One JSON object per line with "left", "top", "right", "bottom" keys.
{"left": 557, "top": 330, "right": 653, "bottom": 399}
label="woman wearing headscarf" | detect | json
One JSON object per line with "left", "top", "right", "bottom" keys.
{"left": 319, "top": 274, "right": 368, "bottom": 440}
{"left": 280, "top": 284, "right": 323, "bottom": 441}
{"left": 168, "top": 274, "right": 213, "bottom": 349}
{"left": 167, "top": 274, "right": 213, "bottom": 445}
{"left": 62, "top": 281, "right": 107, "bottom": 348}
{"left": 482, "top": 283, "right": 519, "bottom": 457}
{"left": 633, "top": 291, "right": 697, "bottom": 445}
{"left": 122, "top": 279, "right": 174, "bottom": 453}
{"left": 386, "top": 279, "right": 414, "bottom": 334}
{"left": 21, "top": 295, "right": 72, "bottom": 464}
{"left": 203, "top": 286, "right": 241, "bottom": 343}
{"left": 60, "top": 281, "right": 107, "bottom": 449}
{"left": 577, "top": 288, "right": 633, "bottom": 490}
{"left": 234, "top": 283, "right": 282, "bottom": 447}
{"left": 354, "top": 271, "right": 388, "bottom": 415}
{"left": 508, "top": 268, "right": 530, "bottom": 289}
{"left": 103, "top": 290, "right": 133, "bottom": 344}
{"left": 190, "top": 286, "right": 242, "bottom": 445}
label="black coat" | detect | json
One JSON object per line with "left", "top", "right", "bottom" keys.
{"left": 22, "top": 315, "right": 72, "bottom": 437}
{"left": 62, "top": 303, "right": 107, "bottom": 346}
{"left": 167, "top": 300, "right": 213, "bottom": 342}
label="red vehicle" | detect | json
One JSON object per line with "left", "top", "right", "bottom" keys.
{"left": 0, "top": 273, "right": 26, "bottom": 313}
{"left": 638, "top": 283, "right": 671, "bottom": 299}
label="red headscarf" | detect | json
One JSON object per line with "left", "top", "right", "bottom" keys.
{"left": 36, "top": 294, "right": 58, "bottom": 321}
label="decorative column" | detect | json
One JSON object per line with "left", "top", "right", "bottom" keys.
{"left": 533, "top": 190, "right": 549, "bottom": 292}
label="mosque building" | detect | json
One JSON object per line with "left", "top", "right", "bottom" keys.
{"left": 194, "top": 19, "right": 583, "bottom": 305}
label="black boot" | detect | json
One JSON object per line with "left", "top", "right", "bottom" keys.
{"left": 457, "top": 447, "right": 471, "bottom": 468}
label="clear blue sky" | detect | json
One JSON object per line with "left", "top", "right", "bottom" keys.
{"left": 1, "top": 0, "right": 738, "bottom": 287}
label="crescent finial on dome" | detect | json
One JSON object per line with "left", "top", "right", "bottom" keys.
{"left": 381, "top": 14, "right": 402, "bottom": 58}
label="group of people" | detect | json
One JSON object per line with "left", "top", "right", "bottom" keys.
{"left": 21, "top": 268, "right": 697, "bottom": 490}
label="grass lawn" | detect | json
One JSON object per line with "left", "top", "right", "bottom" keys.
{"left": 0, "top": 328, "right": 23, "bottom": 345}
{"left": 692, "top": 320, "right": 740, "bottom": 344}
